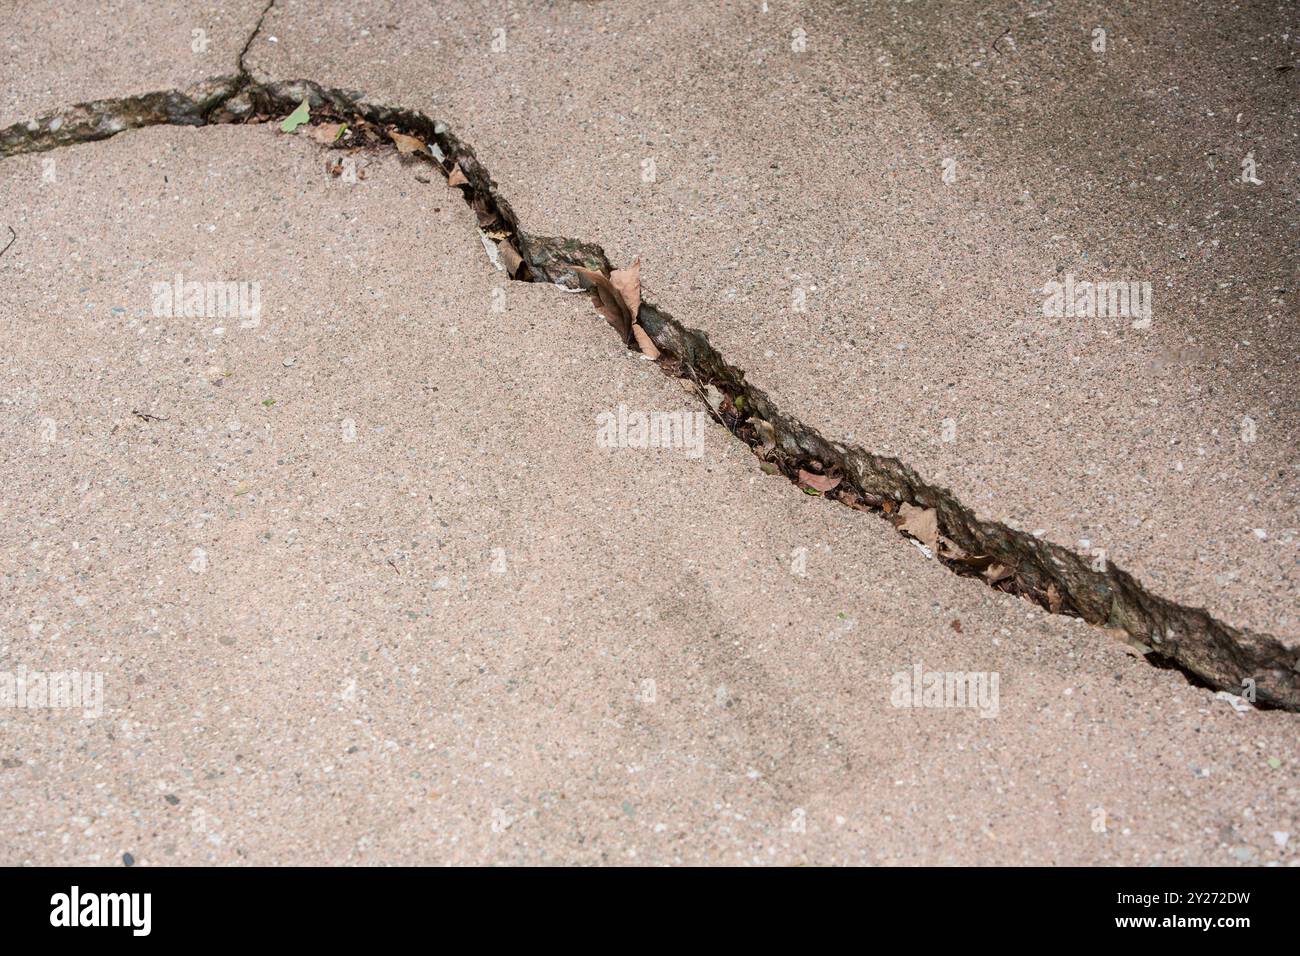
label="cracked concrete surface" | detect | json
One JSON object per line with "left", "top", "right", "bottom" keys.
{"left": 2, "top": 124, "right": 1297, "bottom": 866}
{"left": 1, "top": 56, "right": 1293, "bottom": 702}
{"left": 0, "top": 0, "right": 1294, "bottom": 868}
{"left": 244, "top": 0, "right": 1298, "bottom": 645}
{"left": 0, "top": 0, "right": 269, "bottom": 128}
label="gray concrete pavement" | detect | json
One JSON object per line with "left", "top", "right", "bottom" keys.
{"left": 0, "top": 1, "right": 1296, "bottom": 866}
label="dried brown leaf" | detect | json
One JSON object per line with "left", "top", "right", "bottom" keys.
{"left": 983, "top": 562, "right": 1014, "bottom": 584}
{"left": 610, "top": 258, "right": 641, "bottom": 324}
{"left": 897, "top": 503, "right": 939, "bottom": 549}
{"left": 390, "top": 131, "right": 426, "bottom": 155}
{"left": 469, "top": 196, "right": 497, "bottom": 227}
{"left": 797, "top": 470, "right": 842, "bottom": 493}
{"left": 499, "top": 241, "right": 524, "bottom": 278}
{"left": 446, "top": 164, "right": 469, "bottom": 187}
{"left": 572, "top": 266, "right": 633, "bottom": 343}
{"left": 937, "top": 535, "right": 967, "bottom": 561}
{"left": 658, "top": 355, "right": 684, "bottom": 377}
{"left": 310, "top": 122, "right": 345, "bottom": 145}
{"left": 631, "top": 323, "right": 660, "bottom": 358}
{"left": 1046, "top": 582, "right": 1063, "bottom": 614}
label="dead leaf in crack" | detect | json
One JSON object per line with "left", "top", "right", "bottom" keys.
{"left": 983, "top": 562, "right": 1014, "bottom": 584}
{"left": 471, "top": 197, "right": 498, "bottom": 227}
{"left": 797, "top": 470, "right": 841, "bottom": 493}
{"left": 658, "top": 355, "right": 684, "bottom": 377}
{"left": 311, "top": 122, "right": 346, "bottom": 145}
{"left": 610, "top": 258, "right": 641, "bottom": 324}
{"left": 937, "top": 535, "right": 968, "bottom": 561}
{"left": 498, "top": 241, "right": 524, "bottom": 277}
{"left": 446, "top": 164, "right": 469, "bottom": 187}
{"left": 631, "top": 323, "right": 660, "bottom": 358}
{"left": 390, "top": 131, "right": 427, "bottom": 155}
{"left": 572, "top": 266, "right": 633, "bottom": 343}
{"left": 751, "top": 418, "right": 776, "bottom": 452}
{"left": 1046, "top": 582, "right": 1063, "bottom": 614}
{"left": 896, "top": 503, "right": 939, "bottom": 549}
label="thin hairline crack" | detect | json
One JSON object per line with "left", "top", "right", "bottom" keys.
{"left": 0, "top": 75, "right": 1295, "bottom": 710}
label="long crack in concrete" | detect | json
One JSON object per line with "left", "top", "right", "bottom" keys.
{"left": 1, "top": 29, "right": 1296, "bottom": 710}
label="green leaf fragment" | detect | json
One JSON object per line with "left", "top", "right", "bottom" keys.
{"left": 279, "top": 100, "right": 310, "bottom": 133}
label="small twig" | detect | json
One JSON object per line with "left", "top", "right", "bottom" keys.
{"left": 386, "top": 558, "right": 400, "bottom": 576}
{"left": 0, "top": 226, "right": 16, "bottom": 260}
{"left": 131, "top": 410, "right": 168, "bottom": 423}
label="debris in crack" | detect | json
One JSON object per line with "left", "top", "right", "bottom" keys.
{"left": 572, "top": 266, "right": 634, "bottom": 344}
{"left": 2, "top": 76, "right": 1296, "bottom": 711}
{"left": 278, "top": 99, "right": 311, "bottom": 132}
{"left": 309, "top": 122, "right": 347, "bottom": 145}
{"left": 896, "top": 504, "right": 939, "bottom": 550}
{"left": 609, "top": 258, "right": 642, "bottom": 324}
{"left": 0, "top": 80, "right": 241, "bottom": 157}
{"left": 798, "top": 469, "right": 843, "bottom": 495}
{"left": 631, "top": 324, "right": 660, "bottom": 359}
{"left": 388, "top": 130, "right": 426, "bottom": 154}
{"left": 498, "top": 241, "right": 526, "bottom": 279}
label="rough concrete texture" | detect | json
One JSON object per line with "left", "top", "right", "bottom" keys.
{"left": 0, "top": 0, "right": 268, "bottom": 128}
{"left": 0, "top": 124, "right": 1297, "bottom": 866}
{"left": 245, "top": 0, "right": 1298, "bottom": 642}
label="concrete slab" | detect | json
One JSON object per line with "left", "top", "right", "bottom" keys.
{"left": 0, "top": 124, "right": 1295, "bottom": 865}
{"left": 0, "top": 0, "right": 269, "bottom": 128}
{"left": 242, "top": 0, "right": 1298, "bottom": 643}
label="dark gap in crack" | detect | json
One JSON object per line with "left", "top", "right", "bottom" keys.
{"left": 0, "top": 77, "right": 1294, "bottom": 710}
